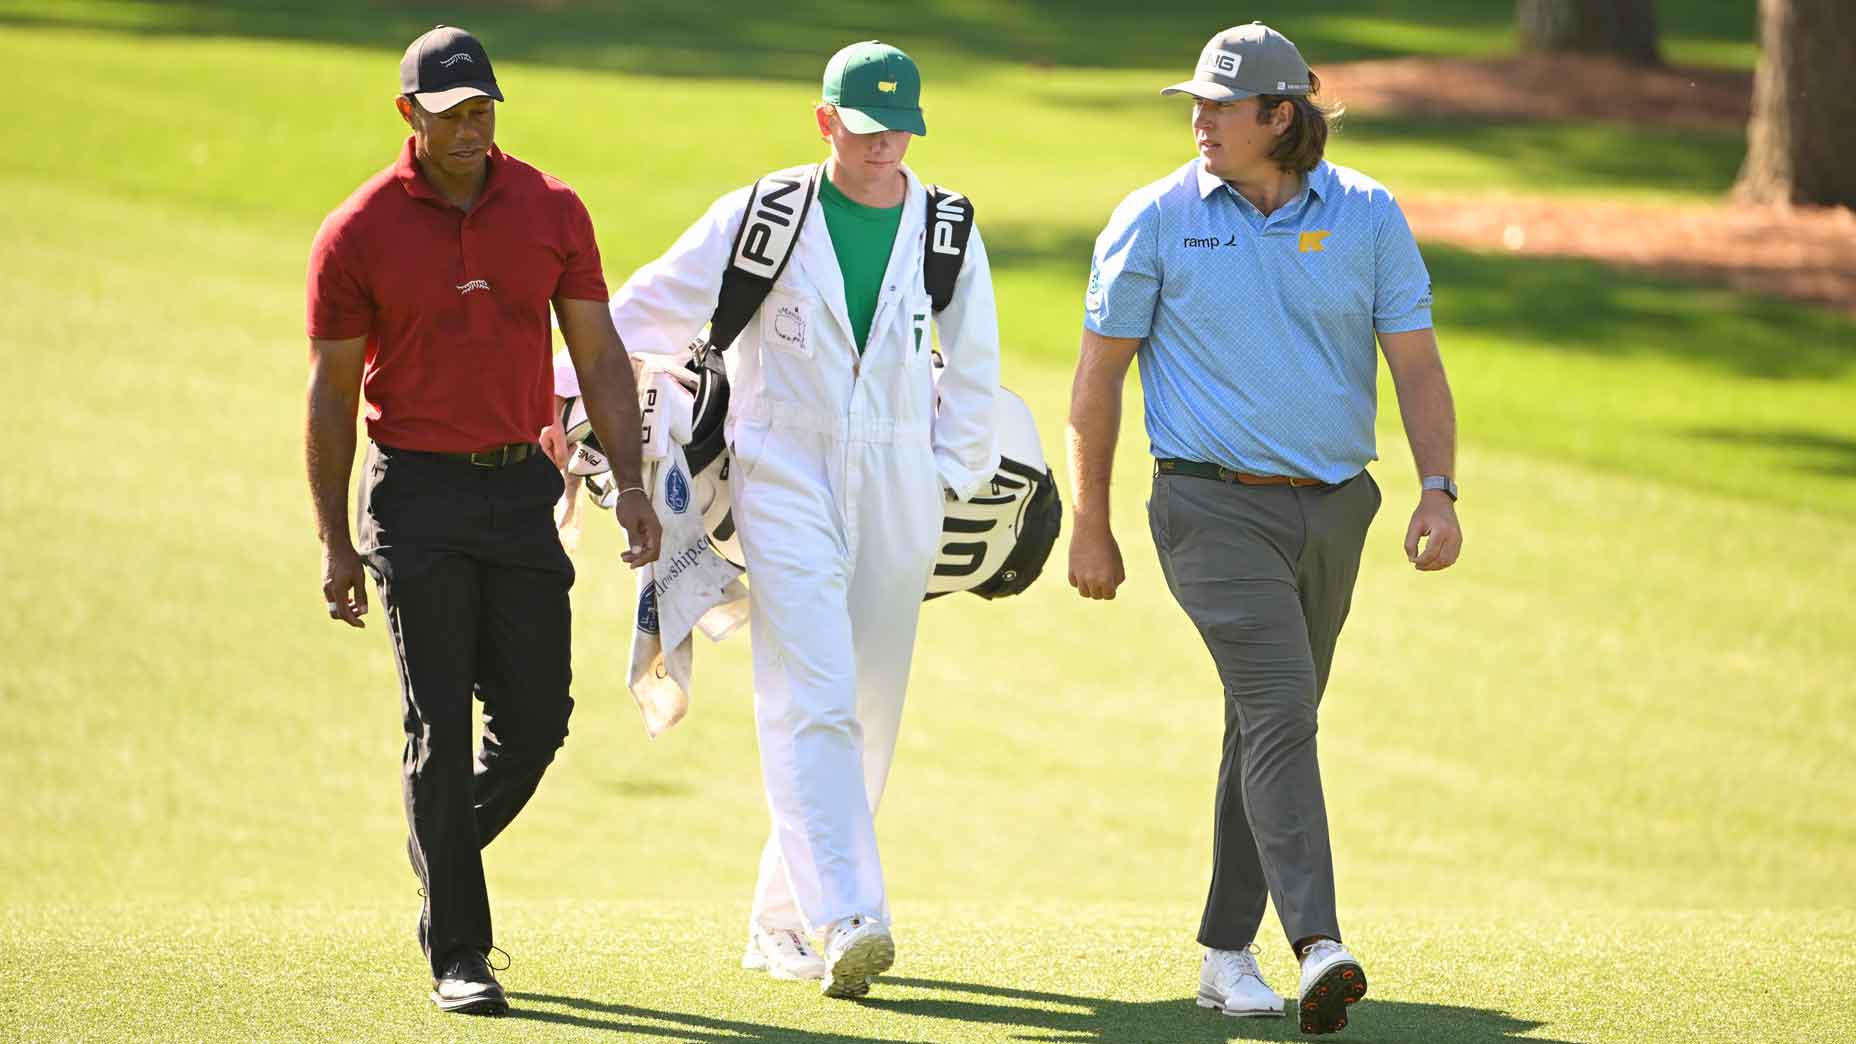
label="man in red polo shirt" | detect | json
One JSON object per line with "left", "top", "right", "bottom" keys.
{"left": 303, "top": 25, "right": 660, "bottom": 1017}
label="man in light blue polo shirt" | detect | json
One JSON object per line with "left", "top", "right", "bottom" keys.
{"left": 1066, "top": 22, "right": 1463, "bottom": 1037}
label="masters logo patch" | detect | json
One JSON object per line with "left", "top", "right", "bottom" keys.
{"left": 1299, "top": 230, "right": 1331, "bottom": 253}
{"left": 772, "top": 305, "right": 806, "bottom": 347}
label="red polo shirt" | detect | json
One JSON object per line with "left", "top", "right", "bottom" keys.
{"left": 306, "top": 138, "right": 608, "bottom": 451}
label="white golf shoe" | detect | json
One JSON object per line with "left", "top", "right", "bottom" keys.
{"left": 741, "top": 923, "right": 826, "bottom": 981}
{"left": 1196, "top": 946, "right": 1286, "bottom": 1017}
{"left": 820, "top": 915, "right": 894, "bottom": 999}
{"left": 1296, "top": 939, "right": 1367, "bottom": 1035}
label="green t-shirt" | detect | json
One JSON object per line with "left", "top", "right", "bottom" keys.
{"left": 818, "top": 176, "right": 903, "bottom": 354}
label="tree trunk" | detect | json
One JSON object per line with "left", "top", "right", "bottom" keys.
{"left": 1736, "top": 0, "right": 1856, "bottom": 208}
{"left": 1517, "top": 0, "right": 1662, "bottom": 66}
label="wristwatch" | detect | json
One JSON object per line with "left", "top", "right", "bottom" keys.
{"left": 1421, "top": 475, "right": 1458, "bottom": 501}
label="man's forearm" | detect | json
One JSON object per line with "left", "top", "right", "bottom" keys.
{"left": 579, "top": 345, "right": 646, "bottom": 489}
{"left": 305, "top": 382, "right": 358, "bottom": 549}
{"left": 1392, "top": 357, "right": 1456, "bottom": 479}
{"left": 1067, "top": 359, "right": 1127, "bottom": 531}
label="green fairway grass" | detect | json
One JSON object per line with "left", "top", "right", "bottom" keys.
{"left": 7, "top": 903, "right": 1853, "bottom": 1043}
{"left": 0, "top": 0, "right": 1761, "bottom": 72}
{"left": 3, "top": 4, "right": 1850, "bottom": 1042}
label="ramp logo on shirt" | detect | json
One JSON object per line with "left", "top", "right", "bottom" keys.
{"left": 772, "top": 305, "right": 806, "bottom": 347}
{"left": 1298, "top": 231, "right": 1331, "bottom": 253}
{"left": 637, "top": 587, "right": 660, "bottom": 636}
{"left": 456, "top": 279, "right": 492, "bottom": 294}
{"left": 1086, "top": 264, "right": 1104, "bottom": 309}
{"left": 665, "top": 463, "right": 691, "bottom": 514}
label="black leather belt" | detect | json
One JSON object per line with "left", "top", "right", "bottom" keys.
{"left": 1155, "top": 458, "right": 1328, "bottom": 487}
{"left": 435, "top": 443, "right": 541, "bottom": 468}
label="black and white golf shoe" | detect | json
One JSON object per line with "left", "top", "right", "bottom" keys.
{"left": 1296, "top": 939, "right": 1367, "bottom": 1034}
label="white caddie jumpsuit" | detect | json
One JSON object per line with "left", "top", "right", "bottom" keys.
{"left": 609, "top": 164, "right": 1000, "bottom": 932}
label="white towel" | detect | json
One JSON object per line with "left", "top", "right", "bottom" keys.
{"left": 625, "top": 418, "right": 748, "bottom": 738}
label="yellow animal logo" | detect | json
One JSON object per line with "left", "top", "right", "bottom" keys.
{"left": 1299, "top": 230, "right": 1331, "bottom": 253}
{"left": 877, "top": 80, "right": 898, "bottom": 93}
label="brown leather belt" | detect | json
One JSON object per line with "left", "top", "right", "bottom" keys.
{"left": 435, "top": 442, "right": 541, "bottom": 468}
{"left": 1155, "top": 458, "right": 1328, "bottom": 487}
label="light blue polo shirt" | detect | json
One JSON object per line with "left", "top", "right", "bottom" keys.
{"left": 1085, "top": 158, "right": 1433, "bottom": 483}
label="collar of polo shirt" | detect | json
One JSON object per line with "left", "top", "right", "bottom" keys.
{"left": 1195, "top": 159, "right": 1330, "bottom": 204}
{"left": 392, "top": 137, "right": 508, "bottom": 208}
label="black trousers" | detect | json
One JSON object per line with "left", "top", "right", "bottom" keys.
{"left": 357, "top": 442, "right": 575, "bottom": 975}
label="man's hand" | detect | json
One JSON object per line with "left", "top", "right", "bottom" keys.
{"left": 614, "top": 488, "right": 662, "bottom": 566}
{"left": 1404, "top": 490, "right": 1463, "bottom": 571}
{"left": 1069, "top": 525, "right": 1127, "bottom": 600}
{"left": 539, "top": 423, "right": 568, "bottom": 469}
{"left": 322, "top": 543, "right": 369, "bottom": 627}
{"left": 555, "top": 295, "right": 659, "bottom": 568}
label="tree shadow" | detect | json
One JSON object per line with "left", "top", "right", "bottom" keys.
{"left": 1333, "top": 115, "right": 1746, "bottom": 197}
{"left": 865, "top": 977, "right": 1580, "bottom": 1044}
{"left": 1421, "top": 245, "right": 1856, "bottom": 380}
{"left": 506, "top": 991, "right": 905, "bottom": 1043}
{"left": 0, "top": 0, "right": 1530, "bottom": 81}
{"left": 1687, "top": 426, "right": 1856, "bottom": 479}
{"left": 508, "top": 977, "right": 1580, "bottom": 1044}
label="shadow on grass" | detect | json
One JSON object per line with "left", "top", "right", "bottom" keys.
{"left": 506, "top": 992, "right": 899, "bottom": 1043}
{"left": 1688, "top": 427, "right": 1856, "bottom": 479}
{"left": 1332, "top": 115, "right": 1746, "bottom": 198}
{"left": 1423, "top": 245, "right": 1856, "bottom": 380}
{"left": 0, "top": 0, "right": 1518, "bottom": 79}
{"left": 508, "top": 978, "right": 1578, "bottom": 1044}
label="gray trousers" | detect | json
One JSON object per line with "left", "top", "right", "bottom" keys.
{"left": 1148, "top": 468, "right": 1380, "bottom": 951}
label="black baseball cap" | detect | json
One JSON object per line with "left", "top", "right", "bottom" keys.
{"left": 400, "top": 25, "right": 504, "bottom": 113}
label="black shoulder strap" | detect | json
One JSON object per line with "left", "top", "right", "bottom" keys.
{"left": 704, "top": 163, "right": 821, "bottom": 355}
{"left": 924, "top": 185, "right": 974, "bottom": 313}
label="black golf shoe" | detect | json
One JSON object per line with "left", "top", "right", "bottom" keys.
{"left": 429, "top": 949, "right": 508, "bottom": 1016}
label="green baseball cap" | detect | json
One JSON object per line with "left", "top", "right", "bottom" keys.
{"left": 823, "top": 41, "right": 926, "bottom": 136}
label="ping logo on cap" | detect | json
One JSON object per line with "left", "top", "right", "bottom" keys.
{"left": 1200, "top": 49, "right": 1242, "bottom": 77}
{"left": 877, "top": 80, "right": 897, "bottom": 93}
{"left": 439, "top": 52, "right": 474, "bottom": 67}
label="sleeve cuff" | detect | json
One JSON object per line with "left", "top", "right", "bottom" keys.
{"left": 306, "top": 321, "right": 370, "bottom": 341}
{"left": 935, "top": 450, "right": 1001, "bottom": 503}
{"left": 1083, "top": 314, "right": 1149, "bottom": 340}
{"left": 1374, "top": 311, "right": 1433, "bottom": 334}
{"left": 554, "top": 281, "right": 611, "bottom": 303}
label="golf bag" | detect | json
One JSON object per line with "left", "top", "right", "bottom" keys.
{"left": 564, "top": 163, "right": 1060, "bottom": 600}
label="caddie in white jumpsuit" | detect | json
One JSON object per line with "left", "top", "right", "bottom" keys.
{"left": 608, "top": 41, "right": 999, "bottom": 998}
